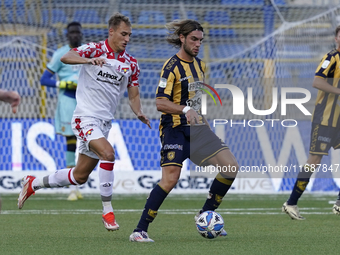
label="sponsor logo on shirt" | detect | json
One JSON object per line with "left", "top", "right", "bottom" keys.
{"left": 179, "top": 75, "right": 192, "bottom": 82}
{"left": 97, "top": 70, "right": 123, "bottom": 81}
{"left": 96, "top": 70, "right": 124, "bottom": 85}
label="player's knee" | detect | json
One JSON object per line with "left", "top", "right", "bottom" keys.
{"left": 101, "top": 150, "right": 115, "bottom": 162}
{"left": 308, "top": 154, "right": 322, "bottom": 165}
{"left": 167, "top": 176, "right": 179, "bottom": 188}
{"left": 218, "top": 159, "right": 239, "bottom": 170}
{"left": 73, "top": 173, "right": 89, "bottom": 184}
{"left": 231, "top": 160, "right": 239, "bottom": 170}
{"left": 160, "top": 167, "right": 180, "bottom": 191}
{"left": 75, "top": 177, "right": 87, "bottom": 185}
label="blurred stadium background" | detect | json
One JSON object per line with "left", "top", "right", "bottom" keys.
{"left": 1, "top": 0, "right": 340, "bottom": 194}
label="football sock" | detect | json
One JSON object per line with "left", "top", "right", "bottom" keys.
{"left": 99, "top": 161, "right": 115, "bottom": 214}
{"left": 287, "top": 165, "right": 312, "bottom": 205}
{"left": 135, "top": 184, "right": 168, "bottom": 232}
{"left": 32, "top": 168, "right": 79, "bottom": 191}
{"left": 66, "top": 136, "right": 77, "bottom": 167}
{"left": 102, "top": 201, "right": 113, "bottom": 215}
{"left": 202, "top": 173, "right": 234, "bottom": 212}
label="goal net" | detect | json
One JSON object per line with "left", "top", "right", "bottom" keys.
{"left": 1, "top": 0, "right": 340, "bottom": 193}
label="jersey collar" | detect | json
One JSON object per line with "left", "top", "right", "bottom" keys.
{"left": 176, "top": 54, "right": 194, "bottom": 63}
{"left": 105, "top": 39, "right": 125, "bottom": 56}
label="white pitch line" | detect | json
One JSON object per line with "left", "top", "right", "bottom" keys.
{"left": 1, "top": 207, "right": 334, "bottom": 215}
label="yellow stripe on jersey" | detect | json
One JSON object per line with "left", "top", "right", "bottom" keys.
{"left": 156, "top": 54, "right": 206, "bottom": 131}
{"left": 312, "top": 49, "right": 340, "bottom": 127}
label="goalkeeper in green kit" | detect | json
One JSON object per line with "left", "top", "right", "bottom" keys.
{"left": 40, "top": 21, "right": 83, "bottom": 201}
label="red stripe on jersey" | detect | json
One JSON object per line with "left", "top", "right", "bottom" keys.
{"left": 100, "top": 162, "right": 115, "bottom": 171}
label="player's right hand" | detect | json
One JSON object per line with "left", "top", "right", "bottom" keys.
{"left": 88, "top": 57, "right": 106, "bottom": 67}
{"left": 58, "top": 81, "right": 77, "bottom": 90}
{"left": 185, "top": 109, "right": 200, "bottom": 125}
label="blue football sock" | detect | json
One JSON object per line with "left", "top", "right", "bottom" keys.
{"left": 202, "top": 173, "right": 234, "bottom": 212}
{"left": 136, "top": 184, "right": 168, "bottom": 232}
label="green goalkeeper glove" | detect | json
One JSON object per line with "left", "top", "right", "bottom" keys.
{"left": 57, "top": 81, "right": 77, "bottom": 90}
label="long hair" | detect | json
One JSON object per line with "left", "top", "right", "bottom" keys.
{"left": 166, "top": 19, "right": 204, "bottom": 48}
{"left": 336, "top": 25, "right": 340, "bottom": 36}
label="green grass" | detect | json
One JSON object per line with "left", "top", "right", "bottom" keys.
{"left": 0, "top": 193, "right": 338, "bottom": 255}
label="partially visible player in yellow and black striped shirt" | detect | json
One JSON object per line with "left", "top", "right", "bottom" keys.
{"left": 313, "top": 49, "right": 340, "bottom": 127}
{"left": 283, "top": 25, "right": 340, "bottom": 220}
{"left": 130, "top": 19, "right": 239, "bottom": 242}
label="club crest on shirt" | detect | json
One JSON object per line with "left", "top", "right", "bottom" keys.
{"left": 85, "top": 129, "right": 94, "bottom": 137}
{"left": 117, "top": 65, "right": 130, "bottom": 74}
{"left": 320, "top": 143, "right": 327, "bottom": 151}
{"left": 122, "top": 67, "right": 129, "bottom": 74}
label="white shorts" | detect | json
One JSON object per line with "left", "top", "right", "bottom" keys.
{"left": 72, "top": 116, "right": 112, "bottom": 159}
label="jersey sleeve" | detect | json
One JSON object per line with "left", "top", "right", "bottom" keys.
{"left": 73, "top": 42, "right": 105, "bottom": 58}
{"left": 128, "top": 61, "right": 140, "bottom": 88}
{"left": 315, "top": 53, "right": 336, "bottom": 78}
{"left": 201, "top": 61, "right": 206, "bottom": 80}
{"left": 156, "top": 67, "right": 175, "bottom": 100}
{"left": 46, "top": 49, "right": 63, "bottom": 73}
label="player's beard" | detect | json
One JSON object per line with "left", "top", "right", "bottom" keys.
{"left": 183, "top": 41, "right": 198, "bottom": 58}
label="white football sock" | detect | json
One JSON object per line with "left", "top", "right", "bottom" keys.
{"left": 43, "top": 168, "right": 79, "bottom": 188}
{"left": 99, "top": 161, "right": 114, "bottom": 214}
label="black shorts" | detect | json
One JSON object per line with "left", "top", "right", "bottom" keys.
{"left": 160, "top": 125, "right": 229, "bottom": 167}
{"left": 309, "top": 123, "right": 340, "bottom": 155}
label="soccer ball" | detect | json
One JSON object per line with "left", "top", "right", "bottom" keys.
{"left": 195, "top": 210, "right": 224, "bottom": 239}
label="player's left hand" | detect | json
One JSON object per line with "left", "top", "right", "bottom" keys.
{"left": 6, "top": 91, "right": 21, "bottom": 114}
{"left": 138, "top": 113, "right": 151, "bottom": 129}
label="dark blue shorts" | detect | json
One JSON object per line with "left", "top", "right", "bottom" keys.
{"left": 160, "top": 125, "right": 229, "bottom": 167}
{"left": 309, "top": 123, "right": 340, "bottom": 155}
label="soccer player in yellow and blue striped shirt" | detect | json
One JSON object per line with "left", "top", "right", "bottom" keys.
{"left": 130, "top": 19, "right": 239, "bottom": 242}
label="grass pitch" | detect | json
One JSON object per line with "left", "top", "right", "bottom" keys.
{"left": 0, "top": 193, "right": 338, "bottom": 255}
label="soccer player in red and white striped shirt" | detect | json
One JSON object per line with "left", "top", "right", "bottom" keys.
{"left": 18, "top": 13, "right": 151, "bottom": 231}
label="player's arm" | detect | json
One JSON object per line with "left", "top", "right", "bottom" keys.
{"left": 40, "top": 68, "right": 77, "bottom": 90}
{"left": 0, "top": 89, "right": 20, "bottom": 113}
{"left": 156, "top": 98, "right": 187, "bottom": 114}
{"left": 60, "top": 50, "right": 106, "bottom": 67}
{"left": 128, "top": 86, "right": 151, "bottom": 129}
{"left": 312, "top": 77, "right": 340, "bottom": 95}
{"left": 40, "top": 69, "right": 56, "bottom": 87}
{"left": 156, "top": 98, "right": 200, "bottom": 125}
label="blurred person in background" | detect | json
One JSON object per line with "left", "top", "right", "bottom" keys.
{"left": 0, "top": 88, "right": 21, "bottom": 213}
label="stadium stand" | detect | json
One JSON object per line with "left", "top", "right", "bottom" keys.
{"left": 221, "top": 0, "right": 264, "bottom": 5}
{"left": 72, "top": 9, "right": 102, "bottom": 24}
{"left": 42, "top": 9, "right": 68, "bottom": 24}
{"left": 135, "top": 10, "right": 168, "bottom": 36}
{"left": 204, "top": 10, "right": 236, "bottom": 37}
